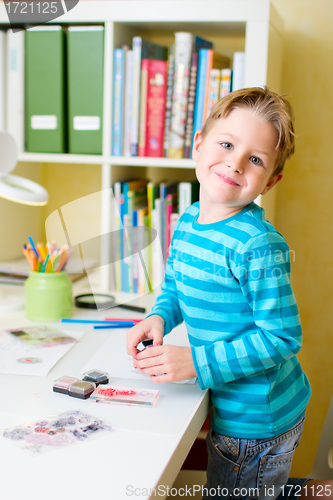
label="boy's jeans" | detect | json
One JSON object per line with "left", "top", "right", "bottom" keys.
{"left": 204, "top": 415, "right": 305, "bottom": 500}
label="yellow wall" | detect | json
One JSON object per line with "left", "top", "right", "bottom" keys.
{"left": 271, "top": 0, "right": 333, "bottom": 476}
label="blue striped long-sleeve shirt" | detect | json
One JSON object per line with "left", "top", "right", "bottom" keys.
{"left": 149, "top": 201, "right": 311, "bottom": 438}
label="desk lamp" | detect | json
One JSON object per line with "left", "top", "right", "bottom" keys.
{"left": 0, "top": 131, "right": 49, "bottom": 312}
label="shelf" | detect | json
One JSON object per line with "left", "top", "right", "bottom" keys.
{"left": 18, "top": 152, "right": 105, "bottom": 164}
{"left": 18, "top": 153, "right": 196, "bottom": 169}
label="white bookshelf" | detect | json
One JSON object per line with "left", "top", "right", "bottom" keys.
{"left": 0, "top": 0, "right": 283, "bottom": 292}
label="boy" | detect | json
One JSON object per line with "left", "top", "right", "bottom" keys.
{"left": 127, "top": 87, "right": 311, "bottom": 499}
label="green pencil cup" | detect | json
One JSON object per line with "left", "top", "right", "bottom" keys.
{"left": 24, "top": 271, "right": 73, "bottom": 321}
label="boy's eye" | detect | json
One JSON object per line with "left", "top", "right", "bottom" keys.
{"left": 250, "top": 156, "right": 263, "bottom": 166}
{"left": 221, "top": 142, "right": 233, "bottom": 150}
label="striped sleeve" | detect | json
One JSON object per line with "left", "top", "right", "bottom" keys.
{"left": 192, "top": 232, "right": 302, "bottom": 390}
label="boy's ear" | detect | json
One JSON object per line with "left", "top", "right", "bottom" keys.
{"left": 192, "top": 130, "right": 202, "bottom": 161}
{"left": 261, "top": 173, "right": 283, "bottom": 195}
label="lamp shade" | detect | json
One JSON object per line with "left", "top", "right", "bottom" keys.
{"left": 0, "top": 132, "right": 48, "bottom": 205}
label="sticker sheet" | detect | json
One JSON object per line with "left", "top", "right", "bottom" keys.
{"left": 2, "top": 410, "right": 111, "bottom": 456}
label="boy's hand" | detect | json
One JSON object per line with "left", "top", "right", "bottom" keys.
{"left": 134, "top": 345, "right": 197, "bottom": 383}
{"left": 126, "top": 314, "right": 165, "bottom": 359}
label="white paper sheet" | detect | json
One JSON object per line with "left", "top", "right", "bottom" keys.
{"left": 80, "top": 323, "right": 197, "bottom": 384}
{"left": 0, "top": 327, "right": 84, "bottom": 377}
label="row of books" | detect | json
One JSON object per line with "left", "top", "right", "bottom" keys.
{"left": 112, "top": 32, "right": 245, "bottom": 159}
{"left": 111, "top": 178, "right": 199, "bottom": 294}
{"left": 0, "top": 25, "right": 104, "bottom": 155}
{"left": 0, "top": 25, "right": 244, "bottom": 156}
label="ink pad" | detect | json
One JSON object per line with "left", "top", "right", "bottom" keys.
{"left": 82, "top": 369, "right": 109, "bottom": 386}
{"left": 53, "top": 376, "right": 79, "bottom": 395}
{"left": 68, "top": 380, "right": 96, "bottom": 399}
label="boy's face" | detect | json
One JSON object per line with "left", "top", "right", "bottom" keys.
{"left": 192, "top": 107, "right": 282, "bottom": 221}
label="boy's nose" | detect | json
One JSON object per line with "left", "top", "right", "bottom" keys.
{"left": 228, "top": 157, "right": 244, "bottom": 174}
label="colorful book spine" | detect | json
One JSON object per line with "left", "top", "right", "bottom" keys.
{"left": 232, "top": 52, "right": 245, "bottom": 91}
{"left": 119, "top": 193, "right": 129, "bottom": 292}
{"left": 220, "top": 68, "right": 232, "bottom": 98}
{"left": 113, "top": 182, "right": 122, "bottom": 292}
{"left": 138, "top": 58, "right": 149, "bottom": 157}
{"left": 130, "top": 37, "right": 168, "bottom": 156}
{"left": 132, "top": 209, "right": 139, "bottom": 293}
{"left": 206, "top": 68, "right": 221, "bottom": 119}
{"left": 192, "top": 48, "right": 208, "bottom": 141}
{"left": 184, "top": 51, "right": 198, "bottom": 159}
{"left": 145, "top": 59, "right": 167, "bottom": 157}
{"left": 202, "top": 49, "right": 214, "bottom": 124}
{"left": 123, "top": 50, "right": 134, "bottom": 156}
{"left": 137, "top": 208, "right": 149, "bottom": 294}
{"left": 163, "top": 43, "right": 174, "bottom": 157}
{"left": 112, "top": 48, "right": 125, "bottom": 156}
{"left": 168, "top": 32, "right": 193, "bottom": 159}
{"left": 152, "top": 197, "right": 164, "bottom": 291}
{"left": 131, "top": 37, "right": 143, "bottom": 156}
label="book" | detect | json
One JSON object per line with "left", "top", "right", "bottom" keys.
{"left": 168, "top": 32, "right": 193, "bottom": 159}
{"left": 0, "top": 30, "right": 6, "bottom": 132}
{"left": 25, "top": 26, "right": 66, "bottom": 153}
{"left": 6, "top": 29, "right": 24, "bottom": 153}
{"left": 130, "top": 37, "right": 168, "bottom": 156}
{"left": 151, "top": 197, "right": 164, "bottom": 291}
{"left": 178, "top": 181, "right": 200, "bottom": 216}
{"left": 121, "top": 179, "right": 148, "bottom": 291}
{"left": 112, "top": 48, "right": 126, "bottom": 156}
{"left": 206, "top": 68, "right": 221, "bottom": 119}
{"left": 123, "top": 50, "right": 134, "bottom": 156}
{"left": 137, "top": 207, "right": 150, "bottom": 295}
{"left": 232, "top": 51, "right": 245, "bottom": 91}
{"left": 192, "top": 48, "right": 208, "bottom": 141}
{"left": 159, "top": 182, "right": 178, "bottom": 261}
{"left": 112, "top": 182, "right": 121, "bottom": 292}
{"left": 138, "top": 58, "right": 149, "bottom": 157}
{"left": 163, "top": 43, "right": 174, "bottom": 157}
{"left": 184, "top": 51, "right": 199, "bottom": 158}
{"left": 193, "top": 49, "right": 230, "bottom": 137}
{"left": 67, "top": 26, "right": 104, "bottom": 154}
{"left": 145, "top": 59, "right": 167, "bottom": 157}
{"left": 203, "top": 51, "right": 230, "bottom": 122}
{"left": 147, "top": 181, "right": 160, "bottom": 289}
{"left": 220, "top": 68, "right": 232, "bottom": 98}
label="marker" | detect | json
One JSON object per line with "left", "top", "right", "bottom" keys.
{"left": 28, "top": 236, "right": 40, "bottom": 259}
{"left": 41, "top": 254, "right": 50, "bottom": 273}
{"left": 60, "top": 319, "right": 134, "bottom": 325}
{"left": 94, "top": 323, "right": 135, "bottom": 329}
{"left": 104, "top": 318, "right": 142, "bottom": 324}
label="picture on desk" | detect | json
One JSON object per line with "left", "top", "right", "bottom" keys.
{"left": 6, "top": 325, "right": 77, "bottom": 348}
{"left": 2, "top": 410, "right": 112, "bottom": 456}
{"left": 0, "top": 328, "right": 84, "bottom": 377}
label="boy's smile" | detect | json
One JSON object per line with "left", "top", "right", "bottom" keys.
{"left": 192, "top": 107, "right": 282, "bottom": 223}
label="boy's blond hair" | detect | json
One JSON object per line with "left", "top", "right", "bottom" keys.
{"left": 200, "top": 86, "right": 295, "bottom": 177}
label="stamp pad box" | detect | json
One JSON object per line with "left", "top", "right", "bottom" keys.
{"left": 53, "top": 376, "right": 96, "bottom": 399}
{"left": 53, "top": 376, "right": 78, "bottom": 395}
{"left": 82, "top": 369, "right": 109, "bottom": 386}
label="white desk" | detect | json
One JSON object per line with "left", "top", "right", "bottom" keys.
{"left": 0, "top": 277, "right": 210, "bottom": 500}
